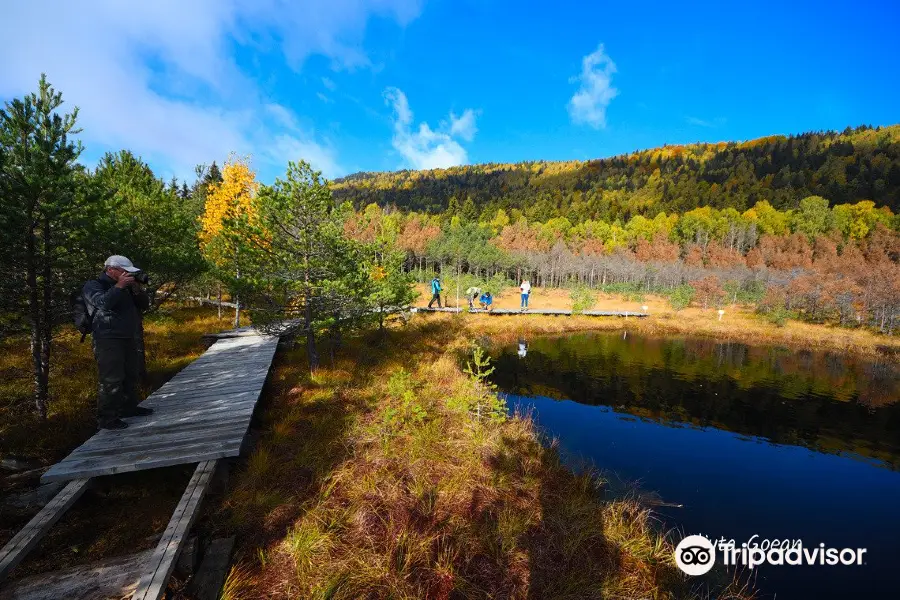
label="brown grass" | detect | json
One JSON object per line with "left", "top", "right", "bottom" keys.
{"left": 211, "top": 317, "right": 752, "bottom": 599}
{"left": 415, "top": 284, "right": 900, "bottom": 361}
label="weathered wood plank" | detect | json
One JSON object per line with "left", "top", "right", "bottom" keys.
{"left": 0, "top": 549, "right": 152, "bottom": 600}
{"left": 131, "top": 460, "right": 218, "bottom": 600}
{"left": 43, "top": 445, "right": 240, "bottom": 483}
{"left": 149, "top": 379, "right": 269, "bottom": 398}
{"left": 0, "top": 479, "right": 91, "bottom": 582}
{"left": 59, "top": 427, "right": 250, "bottom": 459}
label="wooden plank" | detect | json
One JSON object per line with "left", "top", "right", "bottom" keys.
{"left": 54, "top": 438, "right": 243, "bottom": 472}
{"left": 60, "top": 427, "right": 250, "bottom": 459}
{"left": 43, "top": 444, "right": 241, "bottom": 483}
{"left": 131, "top": 460, "right": 218, "bottom": 600}
{"left": 0, "top": 549, "right": 152, "bottom": 600}
{"left": 0, "top": 479, "right": 91, "bottom": 582}
{"left": 150, "top": 378, "right": 269, "bottom": 398}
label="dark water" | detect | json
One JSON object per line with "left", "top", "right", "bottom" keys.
{"left": 489, "top": 332, "right": 900, "bottom": 600}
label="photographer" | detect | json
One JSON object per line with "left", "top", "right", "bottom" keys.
{"left": 82, "top": 255, "right": 153, "bottom": 430}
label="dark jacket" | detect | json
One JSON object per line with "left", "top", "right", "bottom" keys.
{"left": 83, "top": 273, "right": 150, "bottom": 339}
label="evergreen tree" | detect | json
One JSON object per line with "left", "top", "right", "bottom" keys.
{"left": 0, "top": 75, "right": 102, "bottom": 417}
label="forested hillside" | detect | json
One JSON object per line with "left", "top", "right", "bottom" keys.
{"left": 334, "top": 125, "right": 900, "bottom": 221}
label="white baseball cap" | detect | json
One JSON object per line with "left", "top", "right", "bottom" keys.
{"left": 104, "top": 255, "right": 140, "bottom": 272}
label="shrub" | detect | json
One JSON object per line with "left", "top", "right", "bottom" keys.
{"left": 569, "top": 285, "right": 597, "bottom": 313}
{"left": 462, "top": 346, "right": 507, "bottom": 422}
{"left": 669, "top": 284, "right": 695, "bottom": 311}
{"left": 762, "top": 306, "right": 797, "bottom": 327}
{"left": 382, "top": 369, "right": 427, "bottom": 436}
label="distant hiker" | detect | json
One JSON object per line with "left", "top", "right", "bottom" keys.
{"left": 465, "top": 286, "right": 482, "bottom": 309}
{"left": 479, "top": 291, "right": 493, "bottom": 311}
{"left": 81, "top": 256, "right": 153, "bottom": 430}
{"left": 520, "top": 279, "right": 531, "bottom": 309}
{"left": 428, "top": 276, "right": 443, "bottom": 308}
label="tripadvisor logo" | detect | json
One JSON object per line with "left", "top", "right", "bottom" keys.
{"left": 674, "top": 534, "right": 868, "bottom": 575}
{"left": 675, "top": 535, "right": 716, "bottom": 576}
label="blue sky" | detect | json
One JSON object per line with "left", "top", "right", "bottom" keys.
{"left": 1, "top": 0, "right": 898, "bottom": 184}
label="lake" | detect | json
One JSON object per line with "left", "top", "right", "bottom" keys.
{"left": 488, "top": 331, "right": 900, "bottom": 600}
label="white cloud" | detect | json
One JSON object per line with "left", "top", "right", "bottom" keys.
{"left": 322, "top": 77, "right": 337, "bottom": 91}
{"left": 317, "top": 92, "right": 334, "bottom": 104}
{"left": 448, "top": 109, "right": 478, "bottom": 142}
{"left": 384, "top": 87, "right": 477, "bottom": 170}
{"left": 568, "top": 44, "right": 619, "bottom": 129}
{"left": 266, "top": 134, "right": 342, "bottom": 179}
{"left": 685, "top": 116, "right": 726, "bottom": 128}
{"left": 0, "top": 0, "right": 422, "bottom": 181}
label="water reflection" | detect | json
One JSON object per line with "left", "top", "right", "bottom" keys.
{"left": 489, "top": 332, "right": 900, "bottom": 599}
{"left": 490, "top": 332, "right": 900, "bottom": 468}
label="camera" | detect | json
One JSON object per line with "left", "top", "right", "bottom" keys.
{"left": 132, "top": 270, "right": 150, "bottom": 285}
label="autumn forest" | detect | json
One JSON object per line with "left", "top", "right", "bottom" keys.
{"left": 337, "top": 125, "right": 900, "bottom": 333}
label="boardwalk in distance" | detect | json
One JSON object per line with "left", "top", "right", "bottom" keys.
{"left": 415, "top": 307, "right": 648, "bottom": 317}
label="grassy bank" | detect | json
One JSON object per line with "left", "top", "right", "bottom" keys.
{"left": 415, "top": 284, "right": 900, "bottom": 361}
{"left": 209, "top": 316, "right": 752, "bottom": 599}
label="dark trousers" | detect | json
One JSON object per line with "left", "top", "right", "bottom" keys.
{"left": 428, "top": 293, "right": 442, "bottom": 308}
{"left": 93, "top": 337, "right": 141, "bottom": 425}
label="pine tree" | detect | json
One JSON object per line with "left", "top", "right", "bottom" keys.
{"left": 0, "top": 75, "right": 99, "bottom": 417}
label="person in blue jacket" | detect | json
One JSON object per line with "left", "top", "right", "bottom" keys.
{"left": 479, "top": 291, "right": 494, "bottom": 311}
{"left": 428, "top": 276, "right": 443, "bottom": 308}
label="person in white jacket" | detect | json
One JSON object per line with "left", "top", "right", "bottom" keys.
{"left": 520, "top": 280, "right": 531, "bottom": 309}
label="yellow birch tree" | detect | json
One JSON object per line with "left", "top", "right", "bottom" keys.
{"left": 199, "top": 154, "right": 260, "bottom": 327}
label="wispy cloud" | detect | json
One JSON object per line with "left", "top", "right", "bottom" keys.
{"left": 0, "top": 0, "right": 422, "bottom": 181}
{"left": 568, "top": 44, "right": 619, "bottom": 129}
{"left": 384, "top": 87, "right": 477, "bottom": 170}
{"left": 448, "top": 109, "right": 478, "bottom": 142}
{"left": 322, "top": 77, "right": 337, "bottom": 91}
{"left": 685, "top": 116, "right": 727, "bottom": 128}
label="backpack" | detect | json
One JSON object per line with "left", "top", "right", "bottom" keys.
{"left": 71, "top": 284, "right": 94, "bottom": 342}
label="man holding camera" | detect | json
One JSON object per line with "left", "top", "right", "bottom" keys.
{"left": 82, "top": 255, "right": 153, "bottom": 430}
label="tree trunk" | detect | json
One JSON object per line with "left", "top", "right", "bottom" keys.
{"left": 26, "top": 221, "right": 47, "bottom": 419}
{"left": 217, "top": 285, "right": 222, "bottom": 319}
{"left": 233, "top": 266, "right": 241, "bottom": 328}
{"left": 39, "top": 218, "right": 52, "bottom": 418}
{"left": 304, "top": 251, "right": 319, "bottom": 372}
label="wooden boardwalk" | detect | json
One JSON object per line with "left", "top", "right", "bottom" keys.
{"left": 416, "top": 307, "right": 649, "bottom": 317}
{"left": 41, "top": 335, "right": 278, "bottom": 483}
{"left": 1, "top": 331, "right": 280, "bottom": 599}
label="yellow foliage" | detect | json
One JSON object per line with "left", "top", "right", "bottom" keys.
{"left": 199, "top": 154, "right": 261, "bottom": 266}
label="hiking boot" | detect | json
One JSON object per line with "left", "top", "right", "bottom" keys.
{"left": 99, "top": 419, "right": 129, "bottom": 430}
{"left": 122, "top": 406, "right": 154, "bottom": 417}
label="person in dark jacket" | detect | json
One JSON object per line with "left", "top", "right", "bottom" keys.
{"left": 82, "top": 255, "right": 153, "bottom": 430}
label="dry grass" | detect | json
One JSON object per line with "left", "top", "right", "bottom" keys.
{"left": 415, "top": 284, "right": 900, "bottom": 361}
{"left": 213, "top": 317, "right": 753, "bottom": 599}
